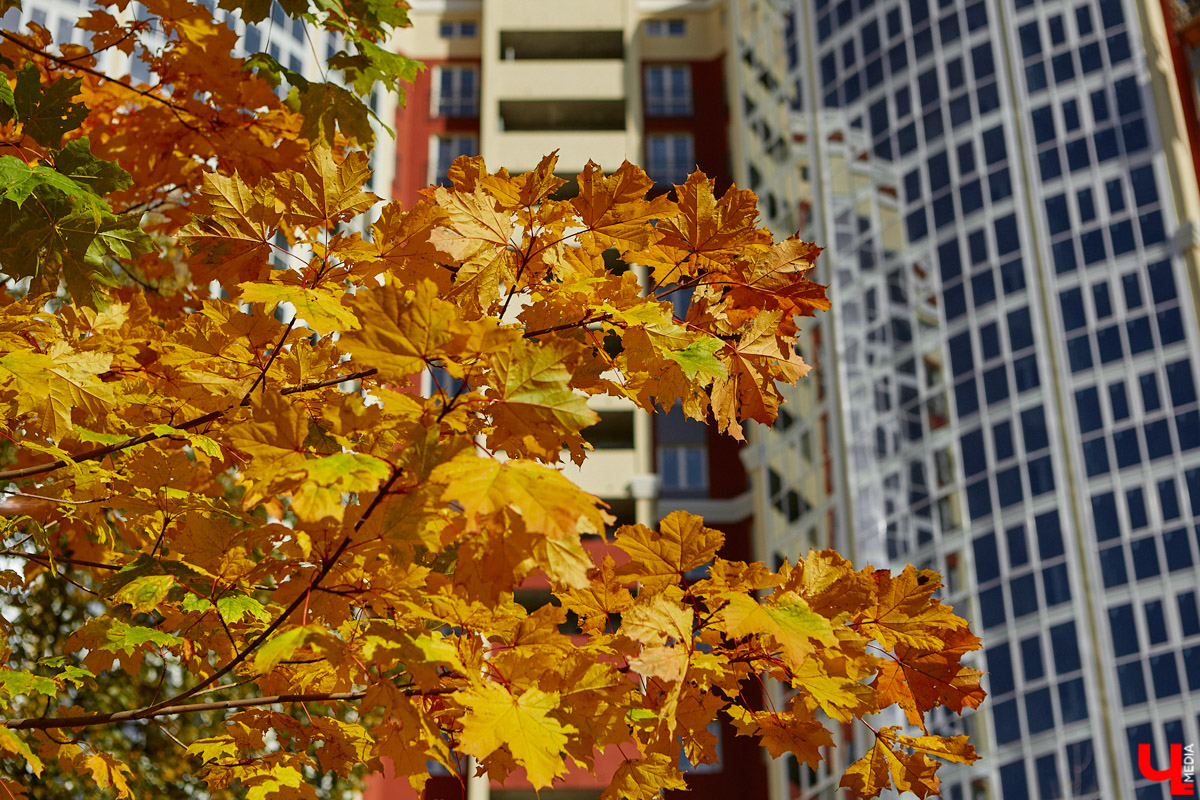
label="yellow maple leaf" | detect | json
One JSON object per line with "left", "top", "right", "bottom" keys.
{"left": 614, "top": 510, "right": 724, "bottom": 592}
{"left": 457, "top": 682, "right": 576, "bottom": 790}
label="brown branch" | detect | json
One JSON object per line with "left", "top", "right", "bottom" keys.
{"left": 0, "top": 687, "right": 453, "bottom": 731}
{"left": 244, "top": 317, "right": 296, "bottom": 399}
{"left": 0, "top": 368, "right": 376, "bottom": 483}
{"left": 523, "top": 313, "right": 612, "bottom": 339}
{"left": 0, "top": 30, "right": 203, "bottom": 133}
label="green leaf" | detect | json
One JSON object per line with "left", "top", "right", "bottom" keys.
{"left": 0, "top": 78, "right": 15, "bottom": 127}
{"left": 0, "top": 668, "right": 60, "bottom": 699}
{"left": 664, "top": 337, "right": 727, "bottom": 381}
{"left": 288, "top": 82, "right": 375, "bottom": 148}
{"left": 330, "top": 40, "right": 421, "bottom": 99}
{"left": 0, "top": 728, "right": 43, "bottom": 776}
{"left": 13, "top": 63, "right": 87, "bottom": 147}
{"left": 98, "top": 619, "right": 185, "bottom": 654}
{"left": 111, "top": 575, "right": 177, "bottom": 614}
{"left": 254, "top": 625, "right": 315, "bottom": 674}
{"left": 216, "top": 593, "right": 270, "bottom": 623}
{"left": 53, "top": 138, "right": 133, "bottom": 196}
{"left": 217, "top": 0, "right": 272, "bottom": 24}
{"left": 0, "top": 156, "right": 86, "bottom": 208}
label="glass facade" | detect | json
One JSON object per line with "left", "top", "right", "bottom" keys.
{"left": 773, "top": 0, "right": 1200, "bottom": 796}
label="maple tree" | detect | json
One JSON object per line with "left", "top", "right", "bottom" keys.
{"left": 0, "top": 0, "right": 985, "bottom": 798}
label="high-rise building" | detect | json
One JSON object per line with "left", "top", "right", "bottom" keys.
{"left": 766, "top": 0, "right": 1200, "bottom": 796}
{"left": 373, "top": 1, "right": 797, "bottom": 798}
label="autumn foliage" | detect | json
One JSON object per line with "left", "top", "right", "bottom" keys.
{"left": 0, "top": 1, "right": 984, "bottom": 798}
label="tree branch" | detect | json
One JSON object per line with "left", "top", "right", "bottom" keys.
{"left": 0, "top": 687, "right": 454, "bottom": 731}
{"left": 523, "top": 313, "right": 612, "bottom": 339}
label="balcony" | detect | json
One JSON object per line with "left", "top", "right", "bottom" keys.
{"left": 488, "top": 0, "right": 627, "bottom": 30}
{"left": 485, "top": 130, "right": 630, "bottom": 174}
{"left": 559, "top": 447, "right": 638, "bottom": 499}
{"left": 499, "top": 30, "right": 623, "bottom": 60}
{"left": 492, "top": 59, "right": 625, "bottom": 102}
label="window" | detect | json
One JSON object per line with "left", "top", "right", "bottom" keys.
{"left": 659, "top": 445, "right": 707, "bottom": 492}
{"left": 645, "top": 134, "right": 694, "bottom": 185}
{"left": 646, "top": 18, "right": 686, "bottom": 36}
{"left": 645, "top": 65, "right": 692, "bottom": 116}
{"left": 439, "top": 20, "right": 478, "bottom": 38}
{"left": 434, "top": 66, "right": 479, "bottom": 117}
{"left": 430, "top": 135, "right": 478, "bottom": 186}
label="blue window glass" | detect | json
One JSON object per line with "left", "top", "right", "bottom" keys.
{"left": 1022, "top": 406, "right": 1048, "bottom": 451}
{"left": 968, "top": 227, "right": 986, "bottom": 261}
{"left": 904, "top": 169, "right": 922, "bottom": 203}
{"left": 1000, "top": 759, "right": 1029, "bottom": 795}
{"left": 1149, "top": 260, "right": 1177, "bottom": 303}
{"left": 1011, "top": 573, "right": 1038, "bottom": 618}
{"left": 1084, "top": 437, "right": 1110, "bottom": 476}
{"left": 909, "top": 0, "right": 929, "bottom": 24}
{"left": 1145, "top": 600, "right": 1168, "bottom": 644}
{"left": 1116, "top": 77, "right": 1141, "bottom": 116}
{"left": 960, "top": 178, "right": 983, "bottom": 212}
{"left": 1026, "top": 686, "right": 1055, "bottom": 733}
{"left": 1137, "top": 374, "right": 1156, "bottom": 412}
{"left": 1158, "top": 306, "right": 1184, "bottom": 345}
{"left": 1160, "top": 478, "right": 1181, "bottom": 519}
{"left": 1051, "top": 621, "right": 1080, "bottom": 672}
{"left": 1128, "top": 317, "right": 1153, "bottom": 354}
{"left": 1046, "top": 194, "right": 1069, "bottom": 234}
{"left": 973, "top": 532, "right": 1000, "bottom": 582}
{"left": 1035, "top": 754, "right": 1059, "bottom": 799}
{"left": 1019, "top": 22, "right": 1041, "bottom": 57}
{"left": 923, "top": 109, "right": 944, "bottom": 141}
{"left": 906, "top": 208, "right": 927, "bottom": 241}
{"left": 938, "top": 238, "right": 961, "bottom": 280}
{"left": 1092, "top": 89, "right": 1111, "bottom": 123}
{"left": 889, "top": 42, "right": 908, "bottom": 73}
{"left": 1109, "top": 604, "right": 1138, "bottom": 656}
{"left": 1077, "top": 4, "right": 1094, "bottom": 34}
{"left": 1037, "top": 510, "right": 1064, "bottom": 557}
{"left": 980, "top": 322, "right": 1000, "bottom": 359}
{"left": 967, "top": 476, "right": 991, "bottom": 519}
{"left": 990, "top": 167, "right": 1012, "bottom": 201}
{"left": 1080, "top": 41, "right": 1103, "bottom": 72}
{"left": 1179, "top": 592, "right": 1200, "bottom": 636}
{"left": 1189, "top": 468, "right": 1200, "bottom": 514}
{"left": 842, "top": 74, "right": 861, "bottom": 103}
{"left": 1093, "top": 282, "right": 1112, "bottom": 317}
{"left": 1008, "top": 307, "right": 1032, "bottom": 350}
{"left": 1053, "top": 52, "right": 1075, "bottom": 83}
{"left": 1032, "top": 106, "right": 1055, "bottom": 143}
{"left": 1068, "top": 335, "right": 1092, "bottom": 371}
{"left": 946, "top": 58, "right": 964, "bottom": 90}
{"left": 869, "top": 100, "right": 889, "bottom": 137}
{"left": 1006, "top": 524, "right": 1028, "bottom": 567}
{"left": 1113, "top": 427, "right": 1141, "bottom": 469}
{"left": 983, "top": 126, "right": 1006, "bottom": 164}
{"left": 996, "top": 465, "right": 1022, "bottom": 506}
{"left": 980, "top": 584, "right": 1005, "bottom": 627}
{"left": 1187, "top": 646, "right": 1200, "bottom": 690}
{"left": 1168, "top": 360, "right": 1196, "bottom": 405}
{"left": 994, "top": 700, "right": 1021, "bottom": 744}
{"left": 1040, "top": 146, "right": 1063, "bottom": 181}
{"left": 1043, "top": 563, "right": 1071, "bottom": 606}
{"left": 1093, "top": 493, "right": 1121, "bottom": 542}
{"left": 1111, "top": 382, "right": 1130, "bottom": 420}
{"left": 1053, "top": 240, "right": 1077, "bottom": 273}
{"left": 919, "top": 69, "right": 940, "bottom": 108}
{"left": 1100, "top": 544, "right": 1128, "bottom": 587}
{"left": 1081, "top": 228, "right": 1106, "bottom": 263}
{"left": 1059, "top": 678, "right": 1088, "bottom": 723}
{"left": 972, "top": 270, "right": 996, "bottom": 308}
{"left": 820, "top": 54, "right": 838, "bottom": 86}
{"left": 978, "top": 82, "right": 1000, "bottom": 114}
{"left": 1067, "top": 740, "right": 1100, "bottom": 794}
{"left": 1127, "top": 723, "right": 1154, "bottom": 768}
{"left": 1127, "top": 487, "right": 1148, "bottom": 528}
{"left": 1124, "top": 273, "right": 1143, "bottom": 309}
{"left": 1095, "top": 127, "right": 1119, "bottom": 161}
{"left": 862, "top": 19, "right": 880, "bottom": 53}
{"left": 1178, "top": 410, "right": 1200, "bottom": 450}
{"left": 1111, "top": 220, "right": 1136, "bottom": 254}
{"left": 1078, "top": 187, "right": 1095, "bottom": 220}
{"left": 966, "top": 2, "right": 987, "bottom": 29}
{"left": 1107, "top": 177, "right": 1125, "bottom": 211}
{"left": 1001, "top": 258, "right": 1026, "bottom": 293}
{"left": 1097, "top": 325, "right": 1124, "bottom": 363}
{"left": 1028, "top": 454, "right": 1055, "bottom": 495}
{"left": 1108, "top": 31, "right": 1131, "bottom": 63}
{"left": 1026, "top": 62, "right": 1048, "bottom": 92}
{"left": 1151, "top": 654, "right": 1181, "bottom": 698}
{"left": 865, "top": 58, "right": 884, "bottom": 87}
{"left": 1076, "top": 386, "right": 1103, "bottom": 433}
{"left": 961, "top": 430, "right": 986, "bottom": 478}
{"left": 944, "top": 284, "right": 966, "bottom": 320}
{"left": 1131, "top": 165, "right": 1158, "bottom": 206}
{"left": 934, "top": 194, "right": 956, "bottom": 228}
{"left": 1145, "top": 419, "right": 1172, "bottom": 460}
{"left": 1014, "top": 354, "right": 1040, "bottom": 392}
{"left": 1131, "top": 537, "right": 1161, "bottom": 580}
{"left": 956, "top": 377, "right": 979, "bottom": 417}
{"left": 1164, "top": 528, "right": 1193, "bottom": 570}
{"left": 1124, "top": 118, "right": 1149, "bottom": 153}
{"left": 987, "top": 642, "right": 1014, "bottom": 694}
{"left": 949, "top": 332, "right": 973, "bottom": 376}
{"left": 1067, "top": 139, "right": 1091, "bottom": 172}
{"left": 887, "top": 7, "right": 902, "bottom": 36}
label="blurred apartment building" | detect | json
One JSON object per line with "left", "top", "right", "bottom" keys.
{"left": 372, "top": 1, "right": 799, "bottom": 798}
{"left": 767, "top": 0, "right": 1200, "bottom": 796}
